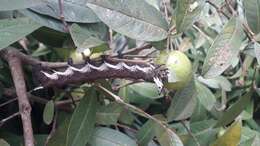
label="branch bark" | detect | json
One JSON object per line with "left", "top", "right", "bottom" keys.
{"left": 2, "top": 49, "right": 34, "bottom": 146}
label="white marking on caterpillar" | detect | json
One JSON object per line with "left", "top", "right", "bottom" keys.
{"left": 117, "top": 62, "right": 125, "bottom": 70}
{"left": 97, "top": 63, "right": 109, "bottom": 71}
{"left": 54, "top": 68, "right": 74, "bottom": 76}
{"left": 123, "top": 63, "right": 137, "bottom": 72}
{"left": 88, "top": 63, "right": 101, "bottom": 70}
{"left": 104, "top": 61, "right": 121, "bottom": 70}
{"left": 88, "top": 63, "right": 109, "bottom": 71}
{"left": 153, "top": 77, "right": 163, "bottom": 91}
{"left": 122, "top": 62, "right": 131, "bottom": 70}
{"left": 136, "top": 65, "right": 152, "bottom": 73}
{"left": 149, "top": 64, "right": 156, "bottom": 69}
{"left": 68, "top": 64, "right": 91, "bottom": 73}
{"left": 41, "top": 71, "right": 59, "bottom": 80}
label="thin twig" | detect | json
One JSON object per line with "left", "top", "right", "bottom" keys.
{"left": 162, "top": 0, "right": 169, "bottom": 22}
{"left": 116, "top": 123, "right": 138, "bottom": 133}
{"left": 181, "top": 121, "right": 201, "bottom": 146}
{"left": 0, "top": 98, "right": 17, "bottom": 108}
{"left": 95, "top": 84, "right": 174, "bottom": 133}
{"left": 55, "top": 97, "right": 82, "bottom": 106}
{"left": 113, "top": 80, "right": 143, "bottom": 91}
{"left": 58, "top": 0, "right": 69, "bottom": 32}
{"left": 0, "top": 112, "right": 20, "bottom": 127}
{"left": 1, "top": 47, "right": 67, "bottom": 68}
{"left": 45, "top": 109, "right": 57, "bottom": 146}
{"left": 111, "top": 44, "right": 152, "bottom": 57}
{"left": 3, "top": 46, "right": 154, "bottom": 69}
{"left": 206, "top": 0, "right": 230, "bottom": 19}
{"left": 2, "top": 88, "right": 82, "bottom": 107}
{"left": 206, "top": 0, "right": 256, "bottom": 42}
{"left": 225, "top": 0, "right": 237, "bottom": 16}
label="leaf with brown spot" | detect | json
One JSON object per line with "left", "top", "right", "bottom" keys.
{"left": 202, "top": 17, "right": 245, "bottom": 78}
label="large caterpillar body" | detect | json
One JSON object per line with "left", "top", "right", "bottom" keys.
{"left": 34, "top": 57, "right": 167, "bottom": 90}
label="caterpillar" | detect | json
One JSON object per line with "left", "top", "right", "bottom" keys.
{"left": 33, "top": 56, "right": 168, "bottom": 91}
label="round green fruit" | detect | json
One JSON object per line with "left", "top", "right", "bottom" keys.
{"left": 70, "top": 49, "right": 91, "bottom": 63}
{"left": 156, "top": 50, "right": 192, "bottom": 90}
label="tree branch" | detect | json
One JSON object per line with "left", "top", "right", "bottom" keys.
{"left": 2, "top": 50, "right": 35, "bottom": 146}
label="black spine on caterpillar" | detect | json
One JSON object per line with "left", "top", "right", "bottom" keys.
{"left": 33, "top": 56, "right": 168, "bottom": 90}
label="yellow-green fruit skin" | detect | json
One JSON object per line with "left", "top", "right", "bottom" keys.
{"left": 156, "top": 51, "right": 192, "bottom": 90}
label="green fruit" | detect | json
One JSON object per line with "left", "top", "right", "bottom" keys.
{"left": 70, "top": 49, "right": 91, "bottom": 63}
{"left": 156, "top": 50, "right": 192, "bottom": 90}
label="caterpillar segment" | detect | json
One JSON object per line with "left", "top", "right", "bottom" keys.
{"left": 34, "top": 57, "right": 168, "bottom": 91}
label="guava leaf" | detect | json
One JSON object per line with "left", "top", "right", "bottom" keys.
{"left": 167, "top": 78, "right": 197, "bottom": 121}
{"left": 215, "top": 90, "right": 253, "bottom": 127}
{"left": 30, "top": 0, "right": 100, "bottom": 23}
{"left": 43, "top": 100, "right": 55, "bottom": 125}
{"left": 195, "top": 81, "right": 216, "bottom": 111}
{"left": 202, "top": 17, "right": 245, "bottom": 78}
{"left": 243, "top": 0, "right": 260, "bottom": 34}
{"left": 211, "top": 121, "right": 242, "bottom": 146}
{"left": 66, "top": 89, "right": 97, "bottom": 146}
{"left": 0, "top": 17, "right": 41, "bottom": 50}
{"left": 0, "top": 0, "right": 43, "bottom": 11}
{"left": 90, "top": 127, "right": 138, "bottom": 146}
{"left": 69, "top": 23, "right": 108, "bottom": 52}
{"left": 87, "top": 0, "right": 168, "bottom": 41}
{"left": 155, "top": 124, "right": 184, "bottom": 146}
{"left": 175, "top": 0, "right": 205, "bottom": 33}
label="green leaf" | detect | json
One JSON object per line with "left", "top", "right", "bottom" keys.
{"left": 118, "top": 82, "right": 162, "bottom": 104}
{"left": 145, "top": 0, "right": 160, "bottom": 10}
{"left": 90, "top": 127, "right": 138, "bottom": 146}
{"left": 30, "top": 0, "right": 99, "bottom": 23}
{"left": 47, "top": 112, "right": 72, "bottom": 146}
{"left": 175, "top": 0, "right": 205, "bottom": 33}
{"left": 66, "top": 89, "right": 97, "bottom": 146}
{"left": 195, "top": 81, "right": 216, "bottom": 111}
{"left": 20, "top": 9, "right": 65, "bottom": 32}
{"left": 43, "top": 100, "right": 55, "bottom": 125}
{"left": 0, "top": 0, "right": 43, "bottom": 11}
{"left": 240, "top": 127, "right": 259, "bottom": 144}
{"left": 211, "top": 121, "right": 242, "bottom": 146}
{"left": 137, "top": 120, "right": 156, "bottom": 146}
{"left": 167, "top": 78, "right": 197, "bottom": 121}
{"left": 0, "top": 17, "right": 41, "bottom": 50}
{"left": 197, "top": 76, "right": 232, "bottom": 91}
{"left": 190, "top": 119, "right": 216, "bottom": 133}
{"left": 155, "top": 125, "right": 184, "bottom": 146}
{"left": 243, "top": 0, "right": 260, "bottom": 34}
{"left": 182, "top": 120, "right": 218, "bottom": 146}
{"left": 87, "top": 0, "right": 168, "bottom": 41}
{"left": 34, "top": 135, "right": 48, "bottom": 146}
{"left": 0, "top": 139, "right": 10, "bottom": 146}
{"left": 255, "top": 42, "right": 260, "bottom": 65}
{"left": 96, "top": 102, "right": 122, "bottom": 125}
{"left": 239, "top": 135, "right": 260, "bottom": 146}
{"left": 241, "top": 99, "right": 254, "bottom": 120}
{"left": 118, "top": 110, "right": 135, "bottom": 125}
{"left": 215, "top": 90, "right": 253, "bottom": 127}
{"left": 190, "top": 100, "right": 209, "bottom": 122}
{"left": 202, "top": 17, "right": 245, "bottom": 78}
{"left": 69, "top": 23, "right": 108, "bottom": 52}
